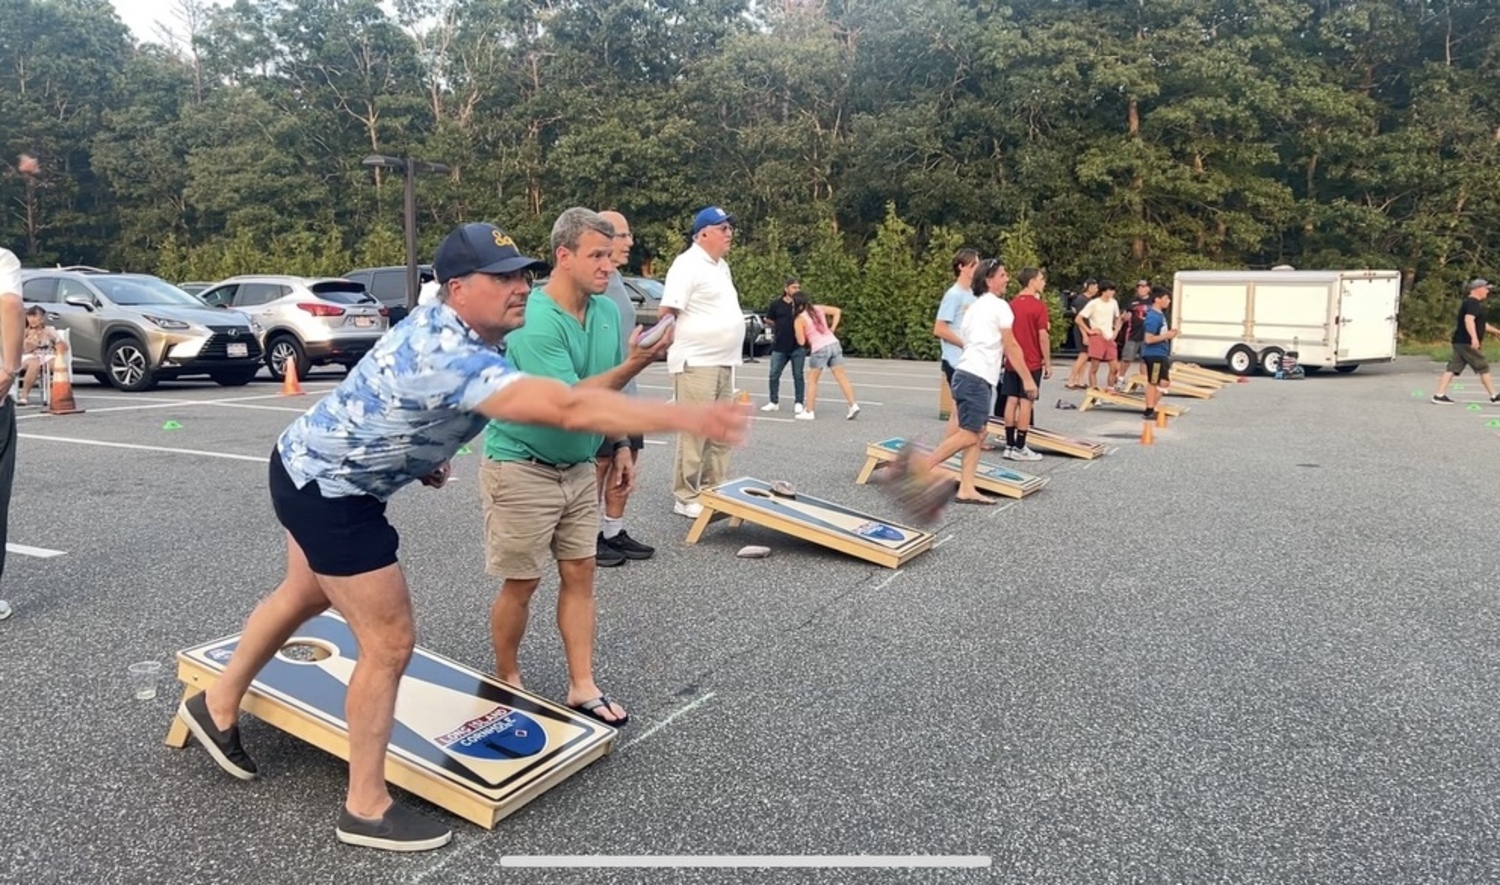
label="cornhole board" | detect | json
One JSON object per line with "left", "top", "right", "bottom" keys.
{"left": 1175, "top": 363, "right": 1239, "bottom": 385}
{"left": 1167, "top": 367, "right": 1229, "bottom": 390}
{"left": 686, "top": 477, "right": 933, "bottom": 569}
{"left": 1080, "top": 386, "right": 1187, "bottom": 418}
{"left": 993, "top": 421, "right": 1113, "bottom": 459}
{"left": 856, "top": 437, "right": 1047, "bottom": 499}
{"left": 1123, "top": 374, "right": 1216, "bottom": 399}
{"left": 164, "top": 611, "right": 616, "bottom": 830}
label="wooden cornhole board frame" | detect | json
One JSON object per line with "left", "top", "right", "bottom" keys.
{"left": 1122, "top": 374, "right": 1216, "bottom": 399}
{"left": 686, "top": 477, "right": 933, "bottom": 569}
{"left": 856, "top": 437, "right": 1047, "bottom": 499}
{"left": 165, "top": 611, "right": 616, "bottom": 830}
{"left": 1080, "top": 386, "right": 1187, "bottom": 417}
{"left": 1175, "top": 363, "right": 1239, "bottom": 385}
{"left": 992, "top": 421, "right": 1113, "bottom": 459}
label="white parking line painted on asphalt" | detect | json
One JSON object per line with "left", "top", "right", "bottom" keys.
{"left": 6, "top": 543, "right": 66, "bottom": 558}
{"left": 19, "top": 434, "right": 264, "bottom": 462}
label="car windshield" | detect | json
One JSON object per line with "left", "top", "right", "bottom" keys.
{"left": 633, "top": 278, "right": 665, "bottom": 302}
{"left": 93, "top": 276, "right": 207, "bottom": 306}
{"left": 310, "top": 282, "right": 378, "bottom": 305}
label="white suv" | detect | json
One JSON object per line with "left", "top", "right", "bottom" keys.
{"left": 198, "top": 276, "right": 389, "bottom": 380}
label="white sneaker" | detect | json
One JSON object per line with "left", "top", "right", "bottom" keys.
{"left": 1001, "top": 447, "right": 1018, "bottom": 460}
{"left": 1012, "top": 446, "right": 1043, "bottom": 461}
{"left": 794, "top": 403, "right": 805, "bottom": 414}
{"left": 760, "top": 401, "right": 780, "bottom": 412}
{"left": 795, "top": 411, "right": 815, "bottom": 421}
{"left": 846, "top": 403, "right": 861, "bottom": 420}
{"left": 673, "top": 501, "right": 704, "bottom": 519}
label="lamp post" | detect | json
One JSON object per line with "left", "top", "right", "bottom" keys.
{"left": 362, "top": 154, "right": 450, "bottom": 309}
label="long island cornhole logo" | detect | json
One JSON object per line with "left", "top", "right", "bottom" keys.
{"left": 170, "top": 611, "right": 614, "bottom": 828}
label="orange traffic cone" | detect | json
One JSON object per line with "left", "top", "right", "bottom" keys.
{"left": 735, "top": 389, "right": 750, "bottom": 406}
{"left": 46, "top": 350, "right": 84, "bottom": 416}
{"left": 1140, "top": 420, "right": 1154, "bottom": 446}
{"left": 281, "top": 360, "right": 304, "bottom": 397}
{"left": 1155, "top": 408, "right": 1168, "bottom": 428}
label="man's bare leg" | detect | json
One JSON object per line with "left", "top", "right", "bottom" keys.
{"left": 491, "top": 577, "right": 540, "bottom": 687}
{"left": 556, "top": 557, "right": 625, "bottom": 723}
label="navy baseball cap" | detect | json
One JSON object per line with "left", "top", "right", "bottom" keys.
{"left": 433, "top": 223, "right": 549, "bottom": 283}
{"left": 691, "top": 206, "right": 735, "bottom": 235}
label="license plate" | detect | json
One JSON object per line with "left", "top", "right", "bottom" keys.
{"left": 354, "top": 316, "right": 374, "bottom": 328}
{"left": 227, "top": 343, "right": 248, "bottom": 358}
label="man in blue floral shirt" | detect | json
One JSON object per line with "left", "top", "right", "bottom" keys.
{"left": 177, "top": 222, "right": 747, "bottom": 853}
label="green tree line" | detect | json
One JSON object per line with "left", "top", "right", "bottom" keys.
{"left": 2, "top": 0, "right": 1497, "bottom": 355}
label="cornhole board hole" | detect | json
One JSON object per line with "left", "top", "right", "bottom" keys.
{"left": 1176, "top": 363, "right": 1239, "bottom": 385}
{"left": 164, "top": 611, "right": 616, "bottom": 830}
{"left": 686, "top": 477, "right": 933, "bottom": 569}
{"left": 856, "top": 437, "right": 1047, "bottom": 499}
{"left": 1122, "top": 374, "right": 1216, "bottom": 399}
{"left": 994, "top": 421, "right": 1112, "bottom": 459}
{"left": 1080, "top": 387, "right": 1187, "bottom": 418}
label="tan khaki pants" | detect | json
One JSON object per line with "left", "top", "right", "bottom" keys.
{"left": 673, "top": 365, "right": 734, "bottom": 503}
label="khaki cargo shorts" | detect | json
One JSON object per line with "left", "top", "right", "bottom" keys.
{"left": 479, "top": 459, "right": 598, "bottom": 579}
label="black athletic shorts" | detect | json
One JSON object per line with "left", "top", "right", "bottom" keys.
{"left": 1000, "top": 366, "right": 1043, "bottom": 400}
{"left": 594, "top": 434, "right": 645, "bottom": 460}
{"left": 1143, "top": 357, "right": 1171, "bottom": 385}
{"left": 268, "top": 446, "right": 400, "bottom": 577}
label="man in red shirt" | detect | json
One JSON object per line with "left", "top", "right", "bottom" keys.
{"left": 1000, "top": 267, "right": 1051, "bottom": 461}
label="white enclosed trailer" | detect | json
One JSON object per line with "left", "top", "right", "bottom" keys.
{"left": 1169, "top": 269, "right": 1401, "bottom": 375}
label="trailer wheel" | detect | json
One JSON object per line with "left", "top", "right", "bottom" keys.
{"left": 1225, "top": 345, "right": 1255, "bottom": 375}
{"left": 1258, "top": 347, "right": 1284, "bottom": 375}
{"left": 1334, "top": 364, "right": 1359, "bottom": 374}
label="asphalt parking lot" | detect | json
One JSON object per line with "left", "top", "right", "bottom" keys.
{"left": 2, "top": 355, "right": 1499, "bottom": 885}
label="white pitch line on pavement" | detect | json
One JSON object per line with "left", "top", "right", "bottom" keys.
{"left": 19, "top": 434, "right": 265, "bottom": 462}
{"left": 874, "top": 569, "right": 905, "bottom": 591}
{"left": 6, "top": 543, "right": 66, "bottom": 558}
{"left": 621, "top": 692, "right": 718, "bottom": 751}
{"left": 498, "top": 856, "right": 993, "bottom": 869}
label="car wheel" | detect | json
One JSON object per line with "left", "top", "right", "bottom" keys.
{"left": 104, "top": 337, "right": 158, "bottom": 391}
{"left": 265, "top": 335, "right": 310, "bottom": 382}
{"left": 211, "top": 368, "right": 258, "bottom": 387}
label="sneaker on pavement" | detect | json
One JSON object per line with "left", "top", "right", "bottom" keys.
{"left": 1491, "top": 394, "right": 1500, "bottom": 404}
{"left": 1012, "top": 446, "right": 1043, "bottom": 461}
{"left": 1001, "top": 446, "right": 1018, "bottom": 460}
{"left": 846, "top": 403, "right": 861, "bottom": 420}
{"left": 595, "top": 533, "right": 626, "bottom": 567}
{"left": 673, "top": 501, "right": 704, "bottom": 519}
{"left": 794, "top": 403, "right": 805, "bottom": 414}
{"left": 336, "top": 803, "right": 452, "bottom": 852}
{"left": 759, "top": 401, "right": 780, "bottom": 412}
{"left": 604, "top": 530, "right": 655, "bottom": 560}
{"left": 1431, "top": 394, "right": 1455, "bottom": 404}
{"left": 179, "top": 692, "right": 259, "bottom": 780}
{"left": 795, "top": 411, "right": 815, "bottom": 421}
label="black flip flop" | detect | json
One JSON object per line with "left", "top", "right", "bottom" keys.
{"left": 955, "top": 495, "right": 998, "bottom": 506}
{"left": 569, "top": 695, "right": 630, "bottom": 728}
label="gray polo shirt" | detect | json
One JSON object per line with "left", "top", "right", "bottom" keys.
{"left": 601, "top": 271, "right": 638, "bottom": 395}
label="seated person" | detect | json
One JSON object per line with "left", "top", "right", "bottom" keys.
{"left": 19, "top": 306, "right": 66, "bottom": 405}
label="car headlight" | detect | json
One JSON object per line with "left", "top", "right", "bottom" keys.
{"left": 143, "top": 314, "right": 192, "bottom": 331}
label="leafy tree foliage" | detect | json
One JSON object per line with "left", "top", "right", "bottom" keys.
{"left": 2, "top": 0, "right": 1498, "bottom": 349}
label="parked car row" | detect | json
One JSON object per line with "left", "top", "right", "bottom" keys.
{"left": 17, "top": 265, "right": 771, "bottom": 392}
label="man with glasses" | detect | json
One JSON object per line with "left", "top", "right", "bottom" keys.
{"left": 177, "top": 220, "right": 746, "bottom": 853}
{"left": 659, "top": 206, "right": 745, "bottom": 519}
{"left": 592, "top": 210, "right": 657, "bottom": 564}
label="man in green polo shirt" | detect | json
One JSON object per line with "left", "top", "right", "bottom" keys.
{"left": 480, "top": 207, "right": 666, "bottom": 728}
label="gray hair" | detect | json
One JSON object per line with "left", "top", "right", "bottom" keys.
{"left": 551, "top": 207, "right": 616, "bottom": 254}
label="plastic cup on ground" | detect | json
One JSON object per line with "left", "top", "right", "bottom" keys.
{"left": 129, "top": 661, "right": 163, "bottom": 700}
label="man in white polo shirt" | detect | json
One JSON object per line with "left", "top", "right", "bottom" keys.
{"left": 659, "top": 206, "right": 743, "bottom": 518}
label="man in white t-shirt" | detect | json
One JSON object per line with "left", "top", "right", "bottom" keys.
{"left": 0, "top": 154, "right": 37, "bottom": 621}
{"left": 901, "top": 258, "right": 1033, "bottom": 507}
{"left": 1077, "top": 280, "right": 1122, "bottom": 389}
{"left": 659, "top": 206, "right": 743, "bottom": 518}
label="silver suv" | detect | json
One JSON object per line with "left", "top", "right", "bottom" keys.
{"left": 19, "top": 268, "right": 264, "bottom": 391}
{"left": 198, "top": 276, "right": 389, "bottom": 380}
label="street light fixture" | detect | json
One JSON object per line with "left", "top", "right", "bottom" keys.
{"left": 362, "top": 154, "right": 450, "bottom": 310}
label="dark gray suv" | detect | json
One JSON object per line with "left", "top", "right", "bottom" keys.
{"left": 20, "top": 268, "right": 263, "bottom": 391}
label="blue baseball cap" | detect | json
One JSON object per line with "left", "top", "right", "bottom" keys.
{"left": 433, "top": 222, "right": 549, "bottom": 283}
{"left": 691, "top": 206, "right": 736, "bottom": 236}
